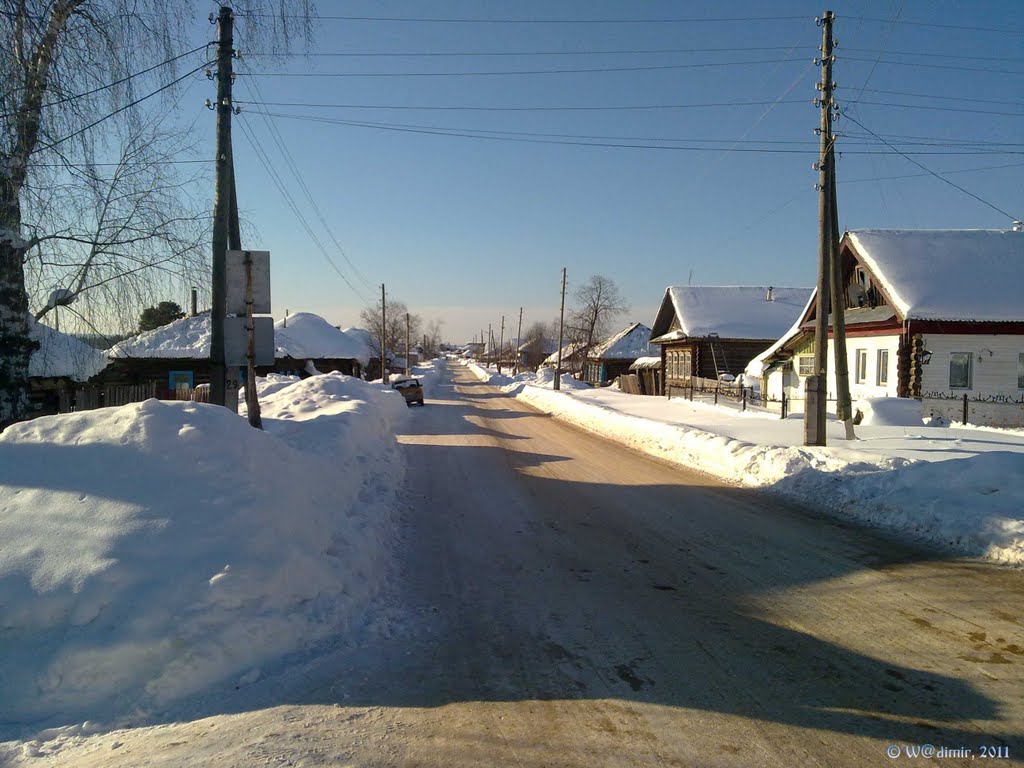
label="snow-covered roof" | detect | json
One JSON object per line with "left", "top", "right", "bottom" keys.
{"left": 652, "top": 286, "right": 814, "bottom": 340}
{"left": 629, "top": 356, "right": 662, "bottom": 371}
{"left": 276, "top": 314, "right": 371, "bottom": 366}
{"left": 109, "top": 312, "right": 211, "bottom": 359}
{"left": 111, "top": 312, "right": 373, "bottom": 364}
{"left": 542, "top": 341, "right": 584, "bottom": 366}
{"left": 518, "top": 337, "right": 558, "bottom": 354}
{"left": 846, "top": 229, "right": 1024, "bottom": 322}
{"left": 743, "top": 291, "right": 817, "bottom": 379}
{"left": 590, "top": 322, "right": 652, "bottom": 359}
{"left": 28, "top": 317, "right": 109, "bottom": 381}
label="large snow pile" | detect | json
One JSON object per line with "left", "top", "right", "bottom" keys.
{"left": 505, "top": 383, "right": 1024, "bottom": 565}
{"left": 0, "top": 374, "right": 407, "bottom": 728}
{"left": 274, "top": 313, "right": 371, "bottom": 366}
{"left": 854, "top": 396, "right": 924, "bottom": 427}
{"left": 28, "top": 317, "right": 109, "bottom": 381}
{"left": 108, "top": 312, "right": 211, "bottom": 359}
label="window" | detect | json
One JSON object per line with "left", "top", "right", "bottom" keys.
{"left": 855, "top": 349, "right": 868, "bottom": 384}
{"left": 876, "top": 349, "right": 889, "bottom": 386}
{"left": 949, "top": 352, "right": 972, "bottom": 389}
{"left": 797, "top": 356, "right": 815, "bottom": 377}
{"left": 168, "top": 370, "right": 194, "bottom": 390}
{"left": 1019, "top": 353, "right": 1024, "bottom": 389}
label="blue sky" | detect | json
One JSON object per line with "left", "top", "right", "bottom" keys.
{"left": 194, "top": 0, "right": 1023, "bottom": 342}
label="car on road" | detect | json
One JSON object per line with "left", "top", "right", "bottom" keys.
{"left": 392, "top": 377, "right": 425, "bottom": 406}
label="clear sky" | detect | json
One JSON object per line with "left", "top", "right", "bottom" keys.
{"left": 187, "top": 0, "right": 1022, "bottom": 343}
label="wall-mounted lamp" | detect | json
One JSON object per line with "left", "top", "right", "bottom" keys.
{"left": 921, "top": 350, "right": 933, "bottom": 365}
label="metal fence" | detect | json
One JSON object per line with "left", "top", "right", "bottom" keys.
{"left": 667, "top": 375, "right": 797, "bottom": 419}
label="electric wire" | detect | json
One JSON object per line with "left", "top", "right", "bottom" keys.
{"left": 244, "top": 45, "right": 815, "bottom": 58}
{"left": 239, "top": 74, "right": 375, "bottom": 291}
{"left": 235, "top": 98, "right": 809, "bottom": 112}
{"left": 234, "top": 115, "right": 369, "bottom": 302}
{"left": 0, "top": 44, "right": 209, "bottom": 119}
{"left": 840, "top": 110, "right": 1019, "bottom": 221}
{"left": 34, "top": 62, "right": 213, "bottom": 155}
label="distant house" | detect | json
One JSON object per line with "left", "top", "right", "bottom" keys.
{"left": 103, "top": 311, "right": 370, "bottom": 396}
{"left": 581, "top": 322, "right": 652, "bottom": 386}
{"left": 542, "top": 340, "right": 585, "bottom": 373}
{"left": 26, "top": 317, "right": 110, "bottom": 415}
{"left": 517, "top": 337, "right": 558, "bottom": 370}
{"left": 275, "top": 313, "right": 370, "bottom": 377}
{"left": 649, "top": 286, "right": 814, "bottom": 393}
{"left": 747, "top": 229, "right": 1024, "bottom": 426}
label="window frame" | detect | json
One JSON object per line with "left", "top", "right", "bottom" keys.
{"left": 797, "top": 355, "right": 815, "bottom": 377}
{"left": 855, "top": 349, "right": 868, "bottom": 384}
{"left": 1018, "top": 353, "right": 1024, "bottom": 390}
{"left": 876, "top": 349, "right": 889, "bottom": 386}
{"left": 949, "top": 352, "right": 972, "bottom": 390}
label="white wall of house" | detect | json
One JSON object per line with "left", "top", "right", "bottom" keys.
{"left": 920, "top": 333, "right": 1024, "bottom": 398}
{"left": 784, "top": 335, "right": 900, "bottom": 402}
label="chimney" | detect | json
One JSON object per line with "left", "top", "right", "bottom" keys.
{"left": 284, "top": 309, "right": 289, "bottom": 328}
{"left": 766, "top": 286, "right": 775, "bottom": 302}
{"left": 190, "top": 286, "right": 198, "bottom": 316}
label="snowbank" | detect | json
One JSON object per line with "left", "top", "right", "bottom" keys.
{"left": 465, "top": 360, "right": 587, "bottom": 391}
{"left": 502, "top": 383, "right": 1024, "bottom": 565}
{"left": 853, "top": 396, "right": 923, "bottom": 427}
{"left": 0, "top": 374, "right": 407, "bottom": 729}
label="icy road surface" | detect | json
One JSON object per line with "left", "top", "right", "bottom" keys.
{"left": 14, "top": 363, "right": 1023, "bottom": 767}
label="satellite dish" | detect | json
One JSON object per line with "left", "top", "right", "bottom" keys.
{"left": 46, "top": 288, "right": 75, "bottom": 309}
{"left": 846, "top": 283, "right": 867, "bottom": 308}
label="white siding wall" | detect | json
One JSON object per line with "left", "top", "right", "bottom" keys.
{"left": 828, "top": 335, "right": 900, "bottom": 400}
{"left": 921, "top": 334, "right": 1024, "bottom": 398}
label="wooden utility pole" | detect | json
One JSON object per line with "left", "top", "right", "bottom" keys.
{"left": 405, "top": 312, "right": 411, "bottom": 376}
{"left": 554, "top": 267, "right": 567, "bottom": 391}
{"left": 243, "top": 250, "right": 262, "bottom": 429}
{"left": 806, "top": 10, "right": 834, "bottom": 447}
{"left": 209, "top": 5, "right": 234, "bottom": 407}
{"left": 380, "top": 284, "right": 386, "bottom": 381}
{"left": 488, "top": 323, "right": 492, "bottom": 364}
{"left": 829, "top": 118, "right": 856, "bottom": 438}
{"left": 515, "top": 306, "right": 523, "bottom": 374}
{"left": 498, "top": 315, "right": 505, "bottom": 374}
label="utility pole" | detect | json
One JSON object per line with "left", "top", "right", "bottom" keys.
{"left": 515, "top": 306, "right": 523, "bottom": 375}
{"left": 380, "top": 284, "right": 386, "bottom": 381}
{"left": 498, "top": 315, "right": 505, "bottom": 375}
{"left": 806, "top": 10, "right": 834, "bottom": 447}
{"left": 488, "top": 323, "right": 492, "bottom": 365}
{"left": 829, "top": 110, "right": 855, "bottom": 439}
{"left": 554, "top": 267, "right": 567, "bottom": 391}
{"left": 210, "top": 5, "right": 234, "bottom": 407}
{"left": 405, "top": 312, "right": 411, "bottom": 376}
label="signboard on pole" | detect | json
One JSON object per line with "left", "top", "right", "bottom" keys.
{"left": 224, "top": 316, "right": 275, "bottom": 366}
{"left": 225, "top": 250, "right": 271, "bottom": 315}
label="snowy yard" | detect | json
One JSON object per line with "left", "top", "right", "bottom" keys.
{"left": 0, "top": 372, "right": 409, "bottom": 738}
{"left": 464, "top": 361, "right": 1024, "bottom": 566}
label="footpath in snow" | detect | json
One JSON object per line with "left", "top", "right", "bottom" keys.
{"left": 0, "top": 371, "right": 412, "bottom": 741}
{"left": 463, "top": 361, "right": 1024, "bottom": 566}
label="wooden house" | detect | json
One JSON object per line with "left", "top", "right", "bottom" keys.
{"left": 26, "top": 317, "right": 110, "bottom": 415}
{"left": 581, "top": 322, "right": 652, "bottom": 386}
{"left": 649, "top": 286, "right": 814, "bottom": 394}
{"left": 102, "top": 311, "right": 369, "bottom": 397}
{"left": 747, "top": 228, "right": 1024, "bottom": 426}
{"left": 517, "top": 337, "right": 557, "bottom": 371}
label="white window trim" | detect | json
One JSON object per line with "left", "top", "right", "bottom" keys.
{"left": 876, "top": 349, "right": 889, "bottom": 386}
{"left": 855, "top": 349, "right": 868, "bottom": 384}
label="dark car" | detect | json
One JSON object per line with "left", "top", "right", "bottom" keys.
{"left": 392, "top": 377, "right": 425, "bottom": 406}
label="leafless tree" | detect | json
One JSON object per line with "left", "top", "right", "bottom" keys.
{"left": 359, "top": 299, "right": 421, "bottom": 366}
{"left": 420, "top": 318, "right": 444, "bottom": 358}
{"left": 519, "top": 320, "right": 553, "bottom": 370}
{"left": 0, "top": 0, "right": 313, "bottom": 424}
{"left": 569, "top": 275, "right": 628, "bottom": 364}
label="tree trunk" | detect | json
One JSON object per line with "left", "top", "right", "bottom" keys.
{"left": 0, "top": 188, "right": 35, "bottom": 426}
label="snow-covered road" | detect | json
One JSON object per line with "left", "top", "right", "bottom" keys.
{"left": 11, "top": 362, "right": 1023, "bottom": 767}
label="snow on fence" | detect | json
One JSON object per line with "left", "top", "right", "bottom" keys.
{"left": 667, "top": 375, "right": 792, "bottom": 418}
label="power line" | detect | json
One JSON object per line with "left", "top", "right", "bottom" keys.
{"left": 239, "top": 58, "right": 807, "bottom": 78}
{"left": 34, "top": 62, "right": 212, "bottom": 155}
{"left": 238, "top": 75, "right": 375, "bottom": 291}
{"left": 256, "top": 111, "right": 1024, "bottom": 156}
{"left": 234, "top": 115, "right": 369, "bottom": 302}
{"left": 0, "top": 44, "right": 209, "bottom": 119}
{"left": 840, "top": 110, "right": 1019, "bottom": 221}
{"left": 242, "top": 13, "right": 807, "bottom": 24}
{"left": 235, "top": 98, "right": 809, "bottom": 112}
{"left": 840, "top": 54, "right": 1024, "bottom": 76}
{"left": 844, "top": 99, "right": 1024, "bottom": 117}
{"left": 844, "top": 47, "right": 1024, "bottom": 64}
{"left": 855, "top": 88, "right": 1024, "bottom": 108}
{"left": 850, "top": 16, "right": 1024, "bottom": 34}
{"left": 245, "top": 45, "right": 814, "bottom": 58}
{"left": 839, "top": 160, "right": 1024, "bottom": 184}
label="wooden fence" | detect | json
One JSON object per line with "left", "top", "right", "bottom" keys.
{"left": 59, "top": 382, "right": 158, "bottom": 413}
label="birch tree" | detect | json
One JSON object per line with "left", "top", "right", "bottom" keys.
{"left": 0, "top": 0, "right": 312, "bottom": 426}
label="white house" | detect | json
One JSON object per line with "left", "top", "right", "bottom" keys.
{"left": 748, "top": 228, "right": 1024, "bottom": 426}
